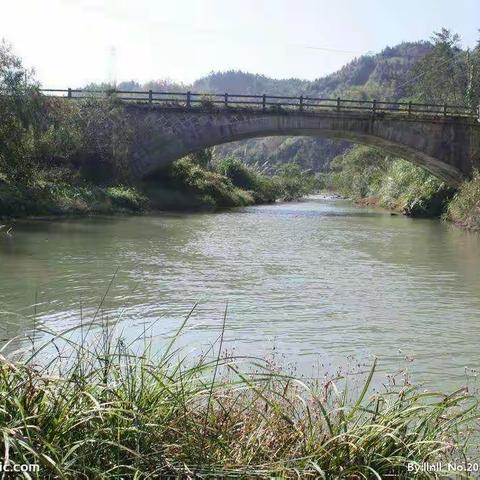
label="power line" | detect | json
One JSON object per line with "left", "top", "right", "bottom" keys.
{"left": 299, "top": 45, "right": 365, "bottom": 55}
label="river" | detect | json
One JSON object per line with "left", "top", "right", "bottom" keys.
{"left": 1, "top": 196, "right": 479, "bottom": 391}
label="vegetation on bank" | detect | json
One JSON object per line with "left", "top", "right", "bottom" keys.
{"left": 446, "top": 172, "right": 480, "bottom": 230}
{"left": 2, "top": 30, "right": 479, "bottom": 226}
{"left": 327, "top": 146, "right": 455, "bottom": 218}
{"left": 143, "top": 152, "right": 318, "bottom": 211}
{"left": 0, "top": 176, "right": 148, "bottom": 217}
{"left": 1, "top": 317, "right": 478, "bottom": 479}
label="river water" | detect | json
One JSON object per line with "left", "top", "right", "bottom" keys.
{"left": 1, "top": 197, "right": 479, "bottom": 390}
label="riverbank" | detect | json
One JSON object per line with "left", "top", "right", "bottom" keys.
{"left": 444, "top": 172, "right": 480, "bottom": 230}
{"left": 327, "top": 145, "right": 480, "bottom": 230}
{"left": 1, "top": 323, "right": 477, "bottom": 479}
{"left": 351, "top": 178, "right": 480, "bottom": 231}
{"left": 0, "top": 179, "right": 148, "bottom": 219}
{"left": 0, "top": 155, "right": 319, "bottom": 220}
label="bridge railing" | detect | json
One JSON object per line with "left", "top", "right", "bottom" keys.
{"left": 39, "top": 89, "right": 477, "bottom": 118}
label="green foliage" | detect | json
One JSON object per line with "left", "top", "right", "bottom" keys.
{"left": 329, "top": 146, "right": 388, "bottom": 198}
{"left": 0, "top": 42, "right": 141, "bottom": 217}
{"left": 0, "top": 41, "right": 42, "bottom": 184}
{"left": 187, "top": 147, "right": 213, "bottom": 169}
{"left": 446, "top": 171, "right": 480, "bottom": 230}
{"left": 0, "top": 320, "right": 476, "bottom": 478}
{"left": 325, "top": 29, "right": 478, "bottom": 222}
{"left": 328, "top": 146, "right": 454, "bottom": 217}
{"left": 170, "top": 157, "right": 255, "bottom": 208}
{"left": 215, "top": 156, "right": 279, "bottom": 203}
{"left": 147, "top": 154, "right": 316, "bottom": 211}
{"left": 0, "top": 174, "right": 147, "bottom": 218}
{"left": 378, "top": 160, "right": 453, "bottom": 216}
{"left": 1, "top": 41, "right": 134, "bottom": 188}
{"left": 105, "top": 186, "right": 148, "bottom": 211}
{"left": 215, "top": 156, "right": 260, "bottom": 190}
{"left": 274, "top": 162, "right": 318, "bottom": 201}
{"left": 408, "top": 28, "right": 480, "bottom": 108}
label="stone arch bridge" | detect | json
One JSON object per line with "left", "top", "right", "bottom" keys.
{"left": 44, "top": 89, "right": 480, "bottom": 186}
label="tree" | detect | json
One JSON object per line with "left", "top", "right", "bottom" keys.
{"left": 0, "top": 40, "right": 42, "bottom": 183}
{"left": 465, "top": 31, "right": 480, "bottom": 110}
{"left": 407, "top": 29, "right": 474, "bottom": 106}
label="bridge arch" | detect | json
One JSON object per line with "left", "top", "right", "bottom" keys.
{"left": 126, "top": 105, "right": 479, "bottom": 186}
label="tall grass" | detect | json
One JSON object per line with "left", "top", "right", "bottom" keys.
{"left": 0, "top": 310, "right": 478, "bottom": 479}
{"left": 446, "top": 171, "right": 480, "bottom": 230}
{"left": 328, "top": 147, "right": 454, "bottom": 218}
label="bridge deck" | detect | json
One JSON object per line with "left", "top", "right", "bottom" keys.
{"left": 40, "top": 88, "right": 478, "bottom": 120}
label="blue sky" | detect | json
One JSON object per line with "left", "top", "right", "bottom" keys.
{"left": 2, "top": 0, "right": 479, "bottom": 87}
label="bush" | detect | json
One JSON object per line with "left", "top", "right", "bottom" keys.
{"left": 171, "top": 157, "right": 255, "bottom": 208}
{"left": 329, "top": 146, "right": 388, "bottom": 198}
{"left": 328, "top": 146, "right": 454, "bottom": 217}
{"left": 106, "top": 186, "right": 148, "bottom": 211}
{"left": 0, "top": 42, "right": 43, "bottom": 184}
{"left": 214, "top": 156, "right": 279, "bottom": 203}
{"left": 0, "top": 170, "right": 147, "bottom": 218}
{"left": 446, "top": 171, "right": 480, "bottom": 229}
{"left": 188, "top": 148, "right": 213, "bottom": 169}
{"left": 274, "top": 162, "right": 318, "bottom": 201}
{"left": 378, "top": 159, "right": 454, "bottom": 216}
{"left": 215, "top": 156, "right": 259, "bottom": 190}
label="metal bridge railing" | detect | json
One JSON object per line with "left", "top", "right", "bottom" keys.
{"left": 39, "top": 89, "right": 478, "bottom": 119}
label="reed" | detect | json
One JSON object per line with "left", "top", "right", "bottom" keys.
{"left": 0, "top": 311, "right": 478, "bottom": 479}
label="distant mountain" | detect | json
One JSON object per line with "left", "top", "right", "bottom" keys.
{"left": 195, "top": 41, "right": 431, "bottom": 99}
{"left": 306, "top": 41, "right": 431, "bottom": 99}
{"left": 192, "top": 71, "right": 310, "bottom": 96}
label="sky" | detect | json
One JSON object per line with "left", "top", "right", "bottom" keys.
{"left": 2, "top": 0, "right": 479, "bottom": 88}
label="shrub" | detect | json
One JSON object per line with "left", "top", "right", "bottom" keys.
{"left": 0, "top": 41, "right": 43, "bottom": 184}
{"left": 171, "top": 157, "right": 255, "bottom": 208}
{"left": 275, "top": 162, "right": 318, "bottom": 201}
{"left": 378, "top": 160, "right": 454, "bottom": 217}
{"left": 328, "top": 146, "right": 454, "bottom": 218}
{"left": 215, "top": 156, "right": 278, "bottom": 203}
{"left": 106, "top": 186, "right": 148, "bottom": 211}
{"left": 329, "top": 146, "right": 388, "bottom": 198}
{"left": 215, "top": 156, "right": 259, "bottom": 190}
{"left": 188, "top": 148, "right": 213, "bottom": 169}
{"left": 446, "top": 171, "right": 480, "bottom": 229}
